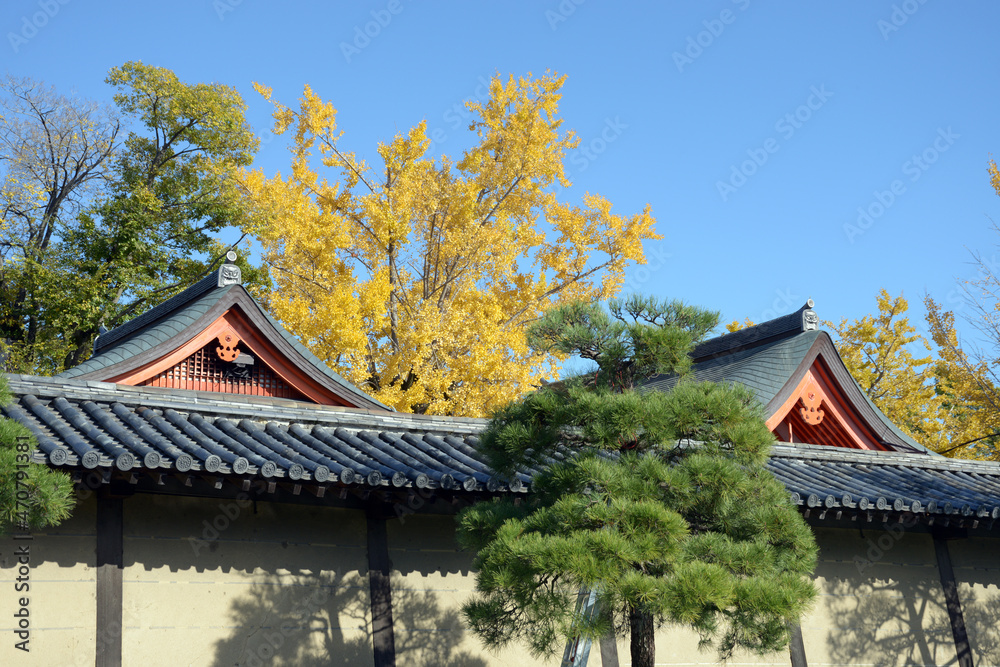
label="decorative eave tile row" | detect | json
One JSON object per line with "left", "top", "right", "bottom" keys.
{"left": 768, "top": 443, "right": 1000, "bottom": 524}
{"left": 9, "top": 376, "right": 1000, "bottom": 527}
{"left": 3, "top": 376, "right": 532, "bottom": 494}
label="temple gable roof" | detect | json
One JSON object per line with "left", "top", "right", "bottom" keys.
{"left": 642, "top": 301, "right": 931, "bottom": 455}
{"left": 57, "top": 258, "right": 391, "bottom": 412}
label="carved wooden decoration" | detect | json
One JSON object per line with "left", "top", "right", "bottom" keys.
{"left": 215, "top": 328, "right": 241, "bottom": 362}
{"left": 800, "top": 382, "right": 826, "bottom": 425}
{"left": 140, "top": 341, "right": 306, "bottom": 399}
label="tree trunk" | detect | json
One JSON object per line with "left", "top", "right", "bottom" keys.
{"left": 629, "top": 606, "right": 655, "bottom": 667}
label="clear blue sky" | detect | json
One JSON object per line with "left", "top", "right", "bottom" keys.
{"left": 4, "top": 0, "right": 999, "bottom": 345}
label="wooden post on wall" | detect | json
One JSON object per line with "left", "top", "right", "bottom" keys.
{"left": 788, "top": 623, "right": 809, "bottom": 667}
{"left": 96, "top": 492, "right": 124, "bottom": 667}
{"left": 933, "top": 534, "right": 974, "bottom": 667}
{"left": 367, "top": 508, "right": 396, "bottom": 667}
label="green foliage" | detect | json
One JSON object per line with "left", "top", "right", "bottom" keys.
{"left": 0, "top": 63, "right": 266, "bottom": 374}
{"left": 527, "top": 295, "right": 717, "bottom": 390}
{"left": 458, "top": 296, "right": 818, "bottom": 666}
{"left": 0, "top": 377, "right": 73, "bottom": 533}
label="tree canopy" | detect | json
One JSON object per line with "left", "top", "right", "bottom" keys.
{"left": 457, "top": 296, "right": 818, "bottom": 667}
{"left": 0, "top": 63, "right": 264, "bottom": 375}
{"left": 828, "top": 289, "right": 950, "bottom": 450}
{"left": 241, "top": 72, "right": 660, "bottom": 416}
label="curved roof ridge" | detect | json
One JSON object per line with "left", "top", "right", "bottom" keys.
{"left": 94, "top": 264, "right": 237, "bottom": 353}
{"left": 692, "top": 300, "right": 818, "bottom": 362}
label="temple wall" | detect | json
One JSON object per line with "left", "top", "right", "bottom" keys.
{"left": 799, "top": 525, "right": 956, "bottom": 667}
{"left": 387, "top": 511, "right": 552, "bottom": 667}
{"left": 0, "top": 493, "right": 97, "bottom": 667}
{"left": 642, "top": 627, "right": 793, "bottom": 666}
{"left": 6, "top": 491, "right": 999, "bottom": 667}
{"left": 121, "top": 494, "right": 372, "bottom": 667}
{"left": 949, "top": 536, "right": 1000, "bottom": 665}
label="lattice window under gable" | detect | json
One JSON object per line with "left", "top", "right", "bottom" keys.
{"left": 140, "top": 342, "right": 308, "bottom": 400}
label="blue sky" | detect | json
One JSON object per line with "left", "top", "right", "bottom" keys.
{"left": 3, "top": 0, "right": 999, "bottom": 346}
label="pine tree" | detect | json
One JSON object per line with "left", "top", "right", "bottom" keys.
{"left": 0, "top": 377, "right": 74, "bottom": 533}
{"left": 457, "top": 296, "right": 817, "bottom": 667}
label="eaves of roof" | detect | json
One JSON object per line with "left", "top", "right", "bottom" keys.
{"left": 5, "top": 374, "right": 1000, "bottom": 529}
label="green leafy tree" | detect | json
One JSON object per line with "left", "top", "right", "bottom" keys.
{"left": 0, "top": 75, "right": 121, "bottom": 372}
{"left": 457, "top": 296, "right": 818, "bottom": 667}
{"left": 1, "top": 63, "right": 265, "bottom": 374}
{"left": 0, "top": 377, "right": 73, "bottom": 533}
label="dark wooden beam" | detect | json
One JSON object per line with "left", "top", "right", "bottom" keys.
{"left": 367, "top": 509, "right": 396, "bottom": 667}
{"left": 933, "top": 535, "right": 974, "bottom": 667}
{"left": 96, "top": 493, "right": 124, "bottom": 667}
{"left": 599, "top": 633, "right": 620, "bottom": 666}
{"left": 789, "top": 622, "right": 808, "bottom": 667}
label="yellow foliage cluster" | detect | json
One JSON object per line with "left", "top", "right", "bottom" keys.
{"left": 924, "top": 296, "right": 1000, "bottom": 458}
{"left": 724, "top": 318, "right": 755, "bottom": 333}
{"left": 241, "top": 73, "right": 660, "bottom": 415}
{"left": 828, "top": 290, "right": 949, "bottom": 450}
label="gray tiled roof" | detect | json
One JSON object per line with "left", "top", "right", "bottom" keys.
{"left": 60, "top": 284, "right": 235, "bottom": 379}
{"left": 92, "top": 270, "right": 224, "bottom": 352}
{"left": 643, "top": 330, "right": 820, "bottom": 407}
{"left": 5, "top": 375, "right": 1000, "bottom": 522}
{"left": 641, "top": 313, "right": 930, "bottom": 454}
{"left": 5, "top": 375, "right": 523, "bottom": 493}
{"left": 769, "top": 443, "right": 1000, "bottom": 519}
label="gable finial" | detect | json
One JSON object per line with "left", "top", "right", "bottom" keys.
{"left": 802, "top": 299, "right": 819, "bottom": 331}
{"left": 218, "top": 251, "right": 242, "bottom": 287}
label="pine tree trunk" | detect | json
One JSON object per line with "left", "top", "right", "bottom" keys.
{"left": 629, "top": 606, "right": 655, "bottom": 667}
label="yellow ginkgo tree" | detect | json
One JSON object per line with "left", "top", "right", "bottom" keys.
{"left": 241, "top": 73, "right": 660, "bottom": 415}
{"left": 828, "top": 289, "right": 949, "bottom": 450}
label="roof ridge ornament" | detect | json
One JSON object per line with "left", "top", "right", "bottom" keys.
{"left": 802, "top": 298, "right": 819, "bottom": 331}
{"left": 218, "top": 250, "right": 242, "bottom": 287}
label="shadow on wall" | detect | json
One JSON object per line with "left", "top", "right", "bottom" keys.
{"left": 209, "top": 570, "right": 487, "bottom": 667}
{"left": 823, "top": 564, "right": 1000, "bottom": 666}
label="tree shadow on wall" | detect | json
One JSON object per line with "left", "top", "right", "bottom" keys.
{"left": 823, "top": 572, "right": 1000, "bottom": 666}
{"left": 209, "top": 570, "right": 487, "bottom": 667}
